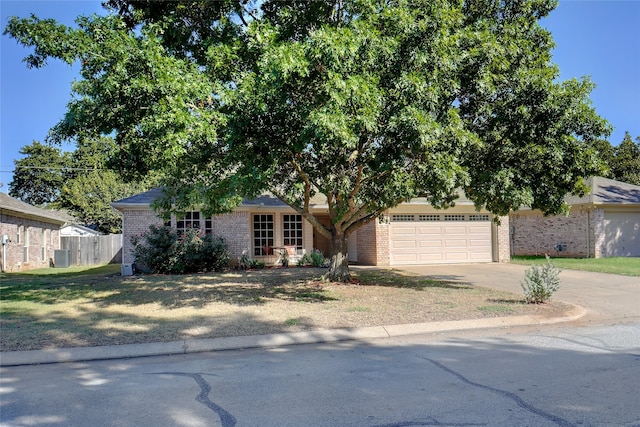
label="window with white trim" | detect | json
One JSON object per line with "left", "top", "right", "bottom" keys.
{"left": 283, "top": 214, "right": 303, "bottom": 252}
{"left": 176, "top": 211, "right": 201, "bottom": 235}
{"left": 469, "top": 214, "right": 490, "bottom": 221}
{"left": 391, "top": 214, "right": 415, "bottom": 222}
{"left": 253, "top": 214, "right": 274, "bottom": 256}
{"left": 444, "top": 214, "right": 465, "bottom": 221}
{"left": 419, "top": 214, "right": 440, "bottom": 221}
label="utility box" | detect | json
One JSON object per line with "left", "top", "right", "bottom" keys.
{"left": 121, "top": 263, "right": 134, "bottom": 276}
{"left": 54, "top": 250, "right": 71, "bottom": 268}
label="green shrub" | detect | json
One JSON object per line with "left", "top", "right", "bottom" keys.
{"left": 297, "top": 253, "right": 313, "bottom": 266}
{"left": 310, "top": 249, "right": 327, "bottom": 267}
{"left": 521, "top": 255, "right": 561, "bottom": 303}
{"left": 297, "top": 250, "right": 328, "bottom": 267}
{"left": 247, "top": 258, "right": 265, "bottom": 269}
{"left": 131, "top": 225, "right": 177, "bottom": 274}
{"left": 132, "top": 226, "right": 230, "bottom": 274}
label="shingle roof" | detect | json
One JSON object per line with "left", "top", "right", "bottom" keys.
{"left": 0, "top": 192, "right": 68, "bottom": 224}
{"left": 111, "top": 187, "right": 166, "bottom": 206}
{"left": 112, "top": 188, "right": 329, "bottom": 209}
{"left": 566, "top": 176, "right": 640, "bottom": 206}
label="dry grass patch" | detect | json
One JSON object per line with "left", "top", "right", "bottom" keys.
{"left": 1, "top": 266, "right": 570, "bottom": 351}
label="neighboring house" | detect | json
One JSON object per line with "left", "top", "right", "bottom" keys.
{"left": 510, "top": 177, "right": 640, "bottom": 258}
{"left": 112, "top": 188, "right": 510, "bottom": 267}
{"left": 60, "top": 223, "right": 101, "bottom": 237}
{"left": 0, "top": 192, "right": 66, "bottom": 272}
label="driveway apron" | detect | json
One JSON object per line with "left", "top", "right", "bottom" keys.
{"left": 390, "top": 263, "right": 639, "bottom": 323}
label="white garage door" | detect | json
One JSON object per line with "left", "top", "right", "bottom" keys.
{"left": 389, "top": 213, "right": 492, "bottom": 265}
{"left": 602, "top": 212, "right": 640, "bottom": 257}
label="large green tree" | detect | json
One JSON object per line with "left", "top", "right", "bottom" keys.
{"left": 8, "top": 137, "right": 150, "bottom": 233}
{"left": 9, "top": 141, "right": 71, "bottom": 206}
{"left": 59, "top": 169, "right": 150, "bottom": 234}
{"left": 5, "top": 0, "right": 610, "bottom": 281}
{"left": 611, "top": 132, "right": 640, "bottom": 185}
{"left": 56, "top": 137, "right": 152, "bottom": 233}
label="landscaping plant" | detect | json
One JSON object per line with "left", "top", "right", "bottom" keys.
{"left": 521, "top": 255, "right": 561, "bottom": 303}
{"left": 132, "top": 225, "right": 229, "bottom": 274}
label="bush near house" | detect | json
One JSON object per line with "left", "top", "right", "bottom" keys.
{"left": 297, "top": 250, "right": 328, "bottom": 268}
{"left": 132, "top": 226, "right": 229, "bottom": 274}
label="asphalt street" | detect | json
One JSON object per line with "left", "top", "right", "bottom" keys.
{"left": 1, "top": 322, "right": 639, "bottom": 427}
{"left": 1, "top": 264, "right": 639, "bottom": 426}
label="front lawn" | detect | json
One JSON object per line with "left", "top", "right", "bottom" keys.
{"left": 511, "top": 256, "right": 640, "bottom": 277}
{"left": 0, "top": 266, "right": 569, "bottom": 352}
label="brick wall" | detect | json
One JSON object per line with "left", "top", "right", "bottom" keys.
{"left": 0, "top": 213, "right": 61, "bottom": 272}
{"left": 121, "top": 208, "right": 165, "bottom": 264}
{"left": 496, "top": 215, "right": 510, "bottom": 262}
{"left": 211, "top": 211, "right": 250, "bottom": 259}
{"left": 510, "top": 208, "right": 596, "bottom": 257}
{"left": 356, "top": 217, "right": 390, "bottom": 266}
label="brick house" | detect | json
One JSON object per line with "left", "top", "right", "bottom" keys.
{"left": 509, "top": 177, "right": 640, "bottom": 258}
{"left": 112, "top": 188, "right": 510, "bottom": 268}
{"left": 0, "top": 192, "right": 66, "bottom": 272}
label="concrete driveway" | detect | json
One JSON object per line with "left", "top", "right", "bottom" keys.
{"left": 390, "top": 263, "right": 639, "bottom": 323}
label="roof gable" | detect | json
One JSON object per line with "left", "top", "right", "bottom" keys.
{"left": 566, "top": 177, "right": 640, "bottom": 206}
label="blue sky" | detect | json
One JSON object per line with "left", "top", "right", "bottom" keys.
{"left": 1, "top": 0, "right": 639, "bottom": 190}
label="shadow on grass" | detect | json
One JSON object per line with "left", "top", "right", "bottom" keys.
{"left": 0, "top": 309, "right": 319, "bottom": 352}
{"left": 353, "top": 269, "right": 473, "bottom": 290}
{"left": 0, "top": 268, "right": 340, "bottom": 309}
{"left": 1, "top": 267, "right": 472, "bottom": 310}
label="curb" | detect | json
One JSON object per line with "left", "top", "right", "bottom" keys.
{"left": 0, "top": 304, "right": 586, "bottom": 367}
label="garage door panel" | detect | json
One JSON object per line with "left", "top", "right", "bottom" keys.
{"left": 393, "top": 227, "right": 419, "bottom": 236}
{"left": 469, "top": 252, "right": 491, "bottom": 260}
{"left": 444, "top": 252, "right": 470, "bottom": 261}
{"left": 418, "top": 241, "right": 443, "bottom": 249}
{"left": 444, "top": 225, "right": 467, "bottom": 234}
{"left": 417, "top": 225, "right": 443, "bottom": 234}
{"left": 391, "top": 240, "right": 418, "bottom": 249}
{"left": 418, "top": 246, "right": 448, "bottom": 254}
{"left": 469, "top": 239, "right": 491, "bottom": 247}
{"left": 390, "top": 216, "right": 492, "bottom": 265}
{"left": 444, "top": 239, "right": 468, "bottom": 248}
{"left": 419, "top": 254, "right": 446, "bottom": 262}
{"left": 393, "top": 253, "right": 419, "bottom": 262}
{"left": 469, "top": 225, "right": 490, "bottom": 233}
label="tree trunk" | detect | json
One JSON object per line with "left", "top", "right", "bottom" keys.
{"left": 325, "top": 231, "right": 351, "bottom": 282}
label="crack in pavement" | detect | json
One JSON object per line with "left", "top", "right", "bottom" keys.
{"left": 537, "top": 334, "right": 640, "bottom": 357}
{"left": 419, "top": 357, "right": 576, "bottom": 427}
{"left": 153, "top": 372, "right": 236, "bottom": 427}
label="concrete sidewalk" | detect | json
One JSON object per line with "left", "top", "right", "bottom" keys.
{"left": 0, "top": 303, "right": 586, "bottom": 367}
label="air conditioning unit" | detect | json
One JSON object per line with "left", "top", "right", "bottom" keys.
{"left": 121, "top": 263, "right": 134, "bottom": 276}
{"left": 54, "top": 250, "right": 70, "bottom": 268}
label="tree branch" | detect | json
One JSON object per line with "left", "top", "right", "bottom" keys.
{"left": 270, "top": 187, "right": 332, "bottom": 239}
{"left": 291, "top": 158, "right": 312, "bottom": 214}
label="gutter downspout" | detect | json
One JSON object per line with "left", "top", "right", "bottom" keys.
{"left": 586, "top": 206, "right": 591, "bottom": 258}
